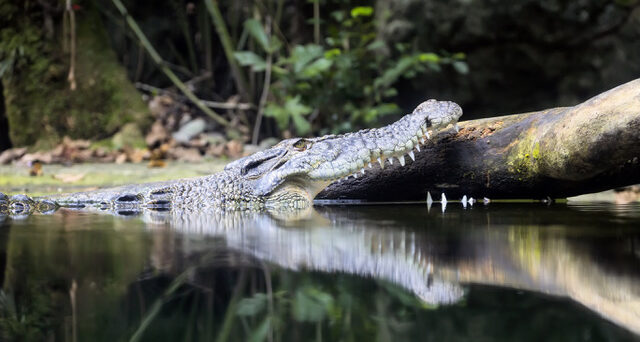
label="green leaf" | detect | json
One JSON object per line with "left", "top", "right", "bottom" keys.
{"left": 324, "top": 48, "right": 341, "bottom": 59}
{"left": 234, "top": 51, "right": 267, "bottom": 71}
{"left": 452, "top": 52, "right": 466, "bottom": 60}
{"left": 419, "top": 52, "right": 440, "bottom": 63}
{"left": 350, "top": 6, "right": 374, "bottom": 18}
{"left": 264, "top": 104, "right": 289, "bottom": 130}
{"left": 236, "top": 293, "right": 267, "bottom": 316}
{"left": 452, "top": 60, "right": 470, "bottom": 74}
{"left": 248, "top": 317, "right": 271, "bottom": 342}
{"left": 285, "top": 96, "right": 312, "bottom": 117}
{"left": 291, "top": 113, "right": 311, "bottom": 134}
{"left": 374, "top": 55, "right": 417, "bottom": 89}
{"left": 265, "top": 96, "right": 312, "bottom": 133}
{"left": 290, "top": 44, "right": 324, "bottom": 73}
{"left": 244, "top": 19, "right": 269, "bottom": 52}
{"left": 300, "top": 58, "right": 332, "bottom": 78}
{"left": 293, "top": 287, "right": 334, "bottom": 322}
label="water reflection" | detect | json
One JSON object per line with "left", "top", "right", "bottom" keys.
{"left": 1, "top": 203, "right": 639, "bottom": 341}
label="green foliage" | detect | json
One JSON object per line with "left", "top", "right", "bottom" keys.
{"left": 264, "top": 96, "right": 312, "bottom": 134}
{"left": 292, "top": 286, "right": 334, "bottom": 322}
{"left": 234, "top": 2, "right": 467, "bottom": 136}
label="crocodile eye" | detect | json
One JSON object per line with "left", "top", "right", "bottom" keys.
{"left": 293, "top": 139, "right": 311, "bottom": 151}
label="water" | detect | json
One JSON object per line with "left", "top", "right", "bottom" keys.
{"left": 0, "top": 202, "right": 639, "bottom": 341}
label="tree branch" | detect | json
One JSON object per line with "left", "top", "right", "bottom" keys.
{"left": 318, "top": 79, "right": 640, "bottom": 201}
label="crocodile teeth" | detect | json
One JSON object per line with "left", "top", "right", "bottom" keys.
{"left": 408, "top": 151, "right": 415, "bottom": 161}
{"left": 454, "top": 124, "right": 460, "bottom": 133}
{"left": 377, "top": 157, "right": 385, "bottom": 169}
{"left": 441, "top": 193, "right": 447, "bottom": 204}
{"left": 426, "top": 131, "right": 431, "bottom": 139}
{"left": 361, "top": 168, "right": 365, "bottom": 175}
{"left": 399, "top": 155, "right": 406, "bottom": 166}
{"left": 415, "top": 144, "right": 420, "bottom": 152}
{"left": 426, "top": 191, "right": 433, "bottom": 205}
{"left": 368, "top": 162, "right": 373, "bottom": 169}
{"left": 389, "top": 157, "right": 394, "bottom": 165}
{"left": 420, "top": 137, "right": 426, "bottom": 145}
{"left": 353, "top": 173, "right": 358, "bottom": 178}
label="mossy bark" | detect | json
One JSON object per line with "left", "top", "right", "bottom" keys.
{"left": 1, "top": 1, "right": 150, "bottom": 149}
{"left": 319, "top": 79, "right": 640, "bottom": 200}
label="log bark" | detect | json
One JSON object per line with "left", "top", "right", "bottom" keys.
{"left": 318, "top": 79, "right": 640, "bottom": 201}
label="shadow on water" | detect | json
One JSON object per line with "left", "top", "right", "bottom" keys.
{"left": 0, "top": 202, "right": 639, "bottom": 341}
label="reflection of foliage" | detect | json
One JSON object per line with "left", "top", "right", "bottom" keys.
{"left": 234, "top": 4, "right": 467, "bottom": 135}
{"left": 0, "top": 288, "right": 55, "bottom": 341}
{"left": 123, "top": 267, "right": 435, "bottom": 342}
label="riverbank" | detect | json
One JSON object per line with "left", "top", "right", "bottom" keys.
{"left": 0, "top": 161, "right": 226, "bottom": 196}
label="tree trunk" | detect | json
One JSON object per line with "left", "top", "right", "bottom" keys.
{"left": 0, "top": 82, "right": 11, "bottom": 151}
{"left": 318, "top": 79, "right": 640, "bottom": 201}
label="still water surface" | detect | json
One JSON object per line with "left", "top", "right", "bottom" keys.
{"left": 0, "top": 203, "right": 639, "bottom": 341}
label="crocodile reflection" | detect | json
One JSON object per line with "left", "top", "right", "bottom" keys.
{"left": 131, "top": 204, "right": 640, "bottom": 335}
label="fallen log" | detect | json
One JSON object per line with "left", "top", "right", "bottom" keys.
{"left": 318, "top": 79, "right": 640, "bottom": 201}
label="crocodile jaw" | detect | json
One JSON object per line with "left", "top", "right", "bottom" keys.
{"left": 251, "top": 100, "right": 463, "bottom": 199}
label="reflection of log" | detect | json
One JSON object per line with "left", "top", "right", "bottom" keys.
{"left": 319, "top": 79, "right": 640, "bottom": 201}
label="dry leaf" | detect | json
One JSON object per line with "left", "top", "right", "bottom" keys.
{"left": 53, "top": 173, "right": 85, "bottom": 183}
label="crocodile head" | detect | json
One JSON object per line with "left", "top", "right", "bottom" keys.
{"left": 226, "top": 100, "right": 462, "bottom": 206}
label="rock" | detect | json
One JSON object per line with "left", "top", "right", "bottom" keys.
{"left": 170, "top": 147, "right": 202, "bottom": 162}
{"left": 377, "top": 0, "right": 640, "bottom": 119}
{"left": 204, "top": 132, "right": 227, "bottom": 146}
{"left": 0, "top": 147, "right": 27, "bottom": 164}
{"left": 19, "top": 151, "right": 55, "bottom": 165}
{"left": 172, "top": 118, "right": 206, "bottom": 144}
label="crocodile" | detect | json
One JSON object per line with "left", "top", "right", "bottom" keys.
{"left": 0, "top": 100, "right": 462, "bottom": 215}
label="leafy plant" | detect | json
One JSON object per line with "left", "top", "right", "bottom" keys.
{"left": 234, "top": 2, "right": 467, "bottom": 137}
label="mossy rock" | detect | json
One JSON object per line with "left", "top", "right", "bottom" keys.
{"left": 1, "top": 1, "right": 150, "bottom": 149}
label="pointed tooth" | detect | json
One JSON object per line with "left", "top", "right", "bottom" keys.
{"left": 426, "top": 191, "right": 433, "bottom": 205}
{"left": 361, "top": 168, "right": 365, "bottom": 175}
{"left": 420, "top": 137, "right": 426, "bottom": 145}
{"left": 426, "top": 131, "right": 431, "bottom": 139}
{"left": 368, "top": 162, "right": 372, "bottom": 169}
{"left": 399, "top": 155, "right": 405, "bottom": 166}
{"left": 389, "top": 157, "right": 394, "bottom": 165}
{"left": 408, "top": 151, "right": 415, "bottom": 161}
{"left": 377, "top": 157, "right": 385, "bottom": 169}
{"left": 462, "top": 195, "right": 467, "bottom": 204}
{"left": 454, "top": 124, "right": 460, "bottom": 133}
{"left": 441, "top": 193, "right": 447, "bottom": 204}
{"left": 353, "top": 173, "right": 358, "bottom": 178}
{"left": 415, "top": 144, "right": 421, "bottom": 152}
